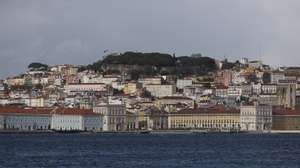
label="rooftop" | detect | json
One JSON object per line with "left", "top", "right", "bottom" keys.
{"left": 173, "top": 105, "right": 239, "bottom": 114}
{"left": 160, "top": 96, "right": 193, "bottom": 100}
{"left": 273, "top": 107, "right": 300, "bottom": 115}
{"left": 0, "top": 106, "right": 96, "bottom": 116}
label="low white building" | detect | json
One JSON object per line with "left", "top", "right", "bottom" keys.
{"left": 183, "top": 85, "right": 204, "bottom": 99}
{"left": 228, "top": 85, "right": 242, "bottom": 97}
{"left": 214, "top": 87, "right": 228, "bottom": 98}
{"left": 240, "top": 58, "right": 249, "bottom": 65}
{"left": 51, "top": 114, "right": 83, "bottom": 131}
{"left": 176, "top": 79, "right": 193, "bottom": 90}
{"left": 138, "top": 77, "right": 161, "bottom": 87}
{"left": 252, "top": 83, "right": 262, "bottom": 95}
{"left": 83, "top": 115, "right": 103, "bottom": 131}
{"left": 271, "top": 72, "right": 285, "bottom": 84}
{"left": 240, "top": 104, "right": 272, "bottom": 131}
{"left": 0, "top": 107, "right": 102, "bottom": 131}
{"left": 261, "top": 84, "right": 277, "bottom": 94}
{"left": 249, "top": 60, "right": 263, "bottom": 69}
{"left": 65, "top": 83, "right": 108, "bottom": 96}
{"left": 145, "top": 84, "right": 176, "bottom": 98}
{"left": 24, "top": 97, "right": 45, "bottom": 107}
{"left": 232, "top": 72, "right": 247, "bottom": 84}
{"left": 0, "top": 83, "right": 5, "bottom": 97}
{"left": 0, "top": 107, "right": 51, "bottom": 130}
{"left": 51, "top": 108, "right": 102, "bottom": 131}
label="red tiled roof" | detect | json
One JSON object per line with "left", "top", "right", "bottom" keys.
{"left": 0, "top": 107, "right": 51, "bottom": 115}
{"left": 0, "top": 106, "right": 96, "bottom": 116}
{"left": 68, "top": 83, "right": 106, "bottom": 85}
{"left": 160, "top": 96, "right": 193, "bottom": 100}
{"left": 273, "top": 107, "right": 300, "bottom": 115}
{"left": 55, "top": 108, "right": 96, "bottom": 115}
{"left": 174, "top": 105, "right": 239, "bottom": 114}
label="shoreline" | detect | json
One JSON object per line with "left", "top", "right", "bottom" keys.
{"left": 1, "top": 129, "right": 300, "bottom": 134}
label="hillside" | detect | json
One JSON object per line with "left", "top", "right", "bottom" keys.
{"left": 82, "top": 52, "right": 218, "bottom": 77}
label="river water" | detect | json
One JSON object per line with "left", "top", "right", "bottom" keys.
{"left": 0, "top": 133, "right": 300, "bottom": 168}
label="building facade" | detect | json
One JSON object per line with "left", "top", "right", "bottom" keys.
{"left": 145, "top": 84, "right": 176, "bottom": 98}
{"left": 93, "top": 100, "right": 126, "bottom": 131}
{"left": 168, "top": 105, "right": 240, "bottom": 131}
{"left": 176, "top": 79, "right": 193, "bottom": 90}
{"left": 240, "top": 104, "right": 272, "bottom": 131}
{"left": 0, "top": 107, "right": 102, "bottom": 131}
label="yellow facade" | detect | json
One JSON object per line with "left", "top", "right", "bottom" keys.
{"left": 168, "top": 113, "right": 240, "bottom": 130}
{"left": 7, "top": 78, "right": 25, "bottom": 86}
{"left": 124, "top": 83, "right": 137, "bottom": 95}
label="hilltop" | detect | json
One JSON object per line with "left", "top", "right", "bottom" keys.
{"left": 81, "top": 52, "right": 218, "bottom": 78}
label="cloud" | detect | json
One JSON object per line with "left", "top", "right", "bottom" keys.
{"left": 1, "top": 0, "right": 300, "bottom": 78}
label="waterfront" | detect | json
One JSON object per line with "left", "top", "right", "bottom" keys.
{"left": 0, "top": 134, "right": 300, "bottom": 168}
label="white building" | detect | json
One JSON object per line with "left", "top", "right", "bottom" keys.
{"left": 232, "top": 72, "right": 247, "bottom": 84}
{"left": 261, "top": 84, "right": 277, "bottom": 95}
{"left": 24, "top": 97, "right": 45, "bottom": 107}
{"left": 0, "top": 83, "right": 5, "bottom": 95}
{"left": 0, "top": 107, "right": 102, "bottom": 132}
{"left": 257, "top": 95, "right": 279, "bottom": 106}
{"left": 93, "top": 98, "right": 126, "bottom": 131}
{"left": 271, "top": 72, "right": 285, "bottom": 84}
{"left": 145, "top": 84, "right": 176, "bottom": 98}
{"left": 111, "top": 81, "right": 125, "bottom": 91}
{"left": 0, "top": 98, "right": 9, "bottom": 106}
{"left": 240, "top": 58, "right": 249, "bottom": 65}
{"left": 240, "top": 104, "right": 272, "bottom": 131}
{"left": 228, "top": 85, "right": 242, "bottom": 97}
{"left": 252, "top": 83, "right": 262, "bottom": 95}
{"left": 249, "top": 60, "right": 263, "bottom": 69}
{"left": 215, "top": 87, "right": 228, "bottom": 98}
{"left": 65, "top": 83, "right": 107, "bottom": 96}
{"left": 176, "top": 79, "right": 193, "bottom": 90}
{"left": 138, "top": 77, "right": 161, "bottom": 87}
{"left": 50, "top": 110, "right": 102, "bottom": 131}
{"left": 0, "top": 107, "right": 51, "bottom": 130}
{"left": 51, "top": 114, "right": 83, "bottom": 131}
{"left": 183, "top": 85, "right": 204, "bottom": 99}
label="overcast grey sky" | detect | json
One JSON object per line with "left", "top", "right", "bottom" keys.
{"left": 1, "top": 0, "right": 300, "bottom": 78}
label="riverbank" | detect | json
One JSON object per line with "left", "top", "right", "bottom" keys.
{"left": 270, "top": 130, "right": 300, "bottom": 134}
{"left": 1, "top": 129, "right": 300, "bottom": 134}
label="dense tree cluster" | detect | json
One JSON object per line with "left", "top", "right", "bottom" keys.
{"left": 102, "top": 52, "right": 175, "bottom": 67}
{"left": 28, "top": 62, "right": 49, "bottom": 71}
{"left": 80, "top": 51, "right": 218, "bottom": 76}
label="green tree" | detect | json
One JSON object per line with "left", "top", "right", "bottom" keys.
{"left": 28, "top": 62, "right": 48, "bottom": 71}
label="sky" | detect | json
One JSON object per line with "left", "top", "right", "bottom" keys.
{"left": 1, "top": 0, "right": 300, "bottom": 78}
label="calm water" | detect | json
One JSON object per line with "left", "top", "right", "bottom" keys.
{"left": 0, "top": 133, "right": 300, "bottom": 168}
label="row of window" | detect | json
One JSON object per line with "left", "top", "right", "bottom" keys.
{"left": 6, "top": 118, "right": 49, "bottom": 123}
{"left": 172, "top": 119, "right": 238, "bottom": 124}
{"left": 171, "top": 123, "right": 240, "bottom": 128}
{"left": 6, "top": 124, "right": 49, "bottom": 130}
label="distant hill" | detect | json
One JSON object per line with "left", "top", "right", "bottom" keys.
{"left": 102, "top": 52, "right": 175, "bottom": 67}
{"left": 81, "top": 52, "right": 217, "bottom": 77}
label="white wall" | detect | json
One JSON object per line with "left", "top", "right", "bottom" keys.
{"left": 51, "top": 114, "right": 83, "bottom": 131}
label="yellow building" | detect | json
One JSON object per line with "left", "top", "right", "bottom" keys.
{"left": 6, "top": 78, "right": 25, "bottom": 86}
{"left": 134, "top": 107, "right": 168, "bottom": 130}
{"left": 124, "top": 82, "right": 137, "bottom": 95}
{"left": 168, "top": 105, "right": 240, "bottom": 131}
